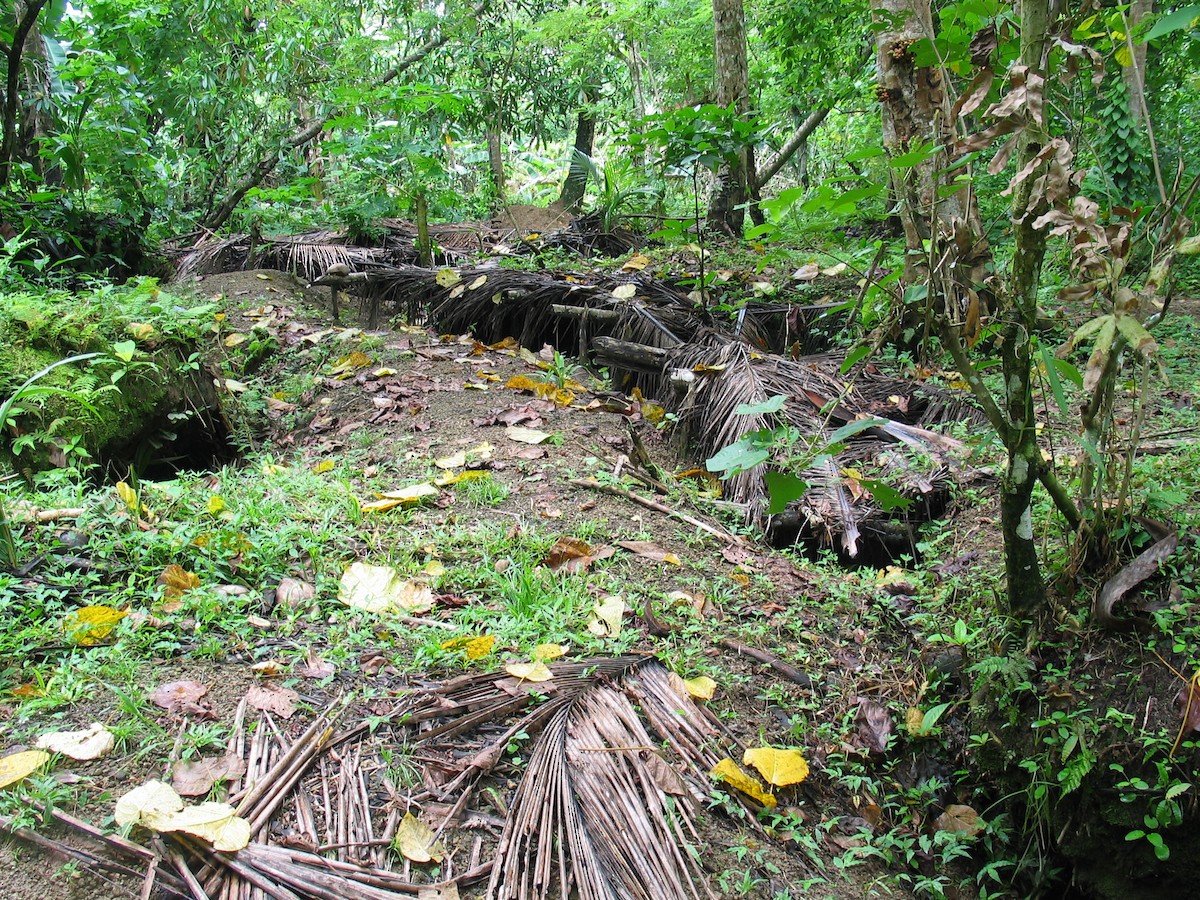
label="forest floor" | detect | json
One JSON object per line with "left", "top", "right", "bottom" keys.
{"left": 1, "top": 265, "right": 1198, "bottom": 900}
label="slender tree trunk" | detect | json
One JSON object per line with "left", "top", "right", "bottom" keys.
{"left": 999, "top": 0, "right": 1054, "bottom": 614}
{"left": 557, "top": 101, "right": 595, "bottom": 214}
{"left": 1124, "top": 0, "right": 1152, "bottom": 123}
{"left": 0, "top": 0, "right": 50, "bottom": 186}
{"left": 755, "top": 108, "right": 831, "bottom": 190}
{"left": 625, "top": 39, "right": 650, "bottom": 169}
{"left": 486, "top": 125, "right": 505, "bottom": 210}
{"left": 706, "top": 0, "right": 750, "bottom": 235}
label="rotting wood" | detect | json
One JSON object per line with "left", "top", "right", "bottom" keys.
{"left": 719, "top": 637, "right": 813, "bottom": 687}
{"left": 591, "top": 335, "right": 669, "bottom": 372}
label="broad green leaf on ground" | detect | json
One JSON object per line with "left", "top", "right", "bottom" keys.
{"left": 339, "top": 562, "right": 434, "bottom": 613}
{"left": 395, "top": 812, "right": 445, "bottom": 863}
{"left": 35, "top": 723, "right": 115, "bottom": 760}
{"left": 0, "top": 750, "right": 52, "bottom": 789}
{"left": 743, "top": 747, "right": 810, "bottom": 787}
{"left": 710, "top": 758, "right": 777, "bottom": 807}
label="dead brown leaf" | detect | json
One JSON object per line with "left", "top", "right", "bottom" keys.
{"left": 543, "top": 537, "right": 615, "bottom": 573}
{"left": 298, "top": 649, "right": 336, "bottom": 679}
{"left": 616, "top": 541, "right": 682, "bottom": 566}
{"left": 172, "top": 754, "right": 247, "bottom": 797}
{"left": 151, "top": 681, "right": 213, "bottom": 718}
{"left": 244, "top": 683, "right": 299, "bottom": 719}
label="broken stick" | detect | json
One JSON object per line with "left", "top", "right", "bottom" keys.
{"left": 566, "top": 477, "right": 746, "bottom": 545}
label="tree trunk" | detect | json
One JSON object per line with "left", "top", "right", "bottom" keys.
{"left": 486, "top": 125, "right": 505, "bottom": 210}
{"left": 706, "top": 0, "right": 750, "bottom": 236}
{"left": 755, "top": 108, "right": 831, "bottom": 190}
{"left": 1124, "top": 0, "right": 1152, "bottom": 123}
{"left": 557, "top": 103, "right": 595, "bottom": 214}
{"left": 0, "top": 0, "right": 50, "bottom": 186}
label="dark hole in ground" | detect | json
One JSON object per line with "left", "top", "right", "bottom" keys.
{"left": 100, "top": 407, "right": 240, "bottom": 482}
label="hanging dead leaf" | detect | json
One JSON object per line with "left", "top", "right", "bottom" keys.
{"left": 743, "top": 747, "right": 809, "bottom": 787}
{"left": 395, "top": 812, "right": 445, "bottom": 863}
{"left": 0, "top": 750, "right": 52, "bottom": 790}
{"left": 62, "top": 605, "right": 128, "bottom": 646}
{"left": 245, "top": 683, "right": 299, "bottom": 718}
{"left": 35, "top": 723, "right": 115, "bottom": 760}
{"left": 934, "top": 804, "right": 983, "bottom": 837}
{"left": 710, "top": 758, "right": 777, "bottom": 807}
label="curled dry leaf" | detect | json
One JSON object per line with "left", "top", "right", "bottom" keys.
{"left": 0, "top": 750, "right": 52, "bottom": 790}
{"left": 245, "top": 683, "right": 299, "bottom": 719}
{"left": 395, "top": 812, "right": 445, "bottom": 863}
{"left": 35, "top": 723, "right": 115, "bottom": 761}
{"left": 151, "top": 680, "right": 212, "bottom": 717}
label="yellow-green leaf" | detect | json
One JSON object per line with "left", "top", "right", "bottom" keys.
{"left": 338, "top": 562, "right": 434, "bottom": 614}
{"left": 395, "top": 812, "right": 445, "bottom": 863}
{"left": 681, "top": 675, "right": 717, "bottom": 700}
{"left": 62, "top": 606, "right": 128, "bottom": 646}
{"left": 0, "top": 750, "right": 52, "bottom": 790}
{"left": 504, "top": 661, "right": 554, "bottom": 682}
{"left": 435, "top": 268, "right": 461, "bottom": 288}
{"left": 742, "top": 747, "right": 809, "bottom": 787}
{"left": 533, "top": 643, "right": 566, "bottom": 661}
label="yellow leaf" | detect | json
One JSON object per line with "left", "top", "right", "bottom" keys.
{"left": 533, "top": 643, "right": 566, "bottom": 661}
{"left": 36, "top": 723, "right": 115, "bottom": 760}
{"left": 504, "top": 661, "right": 554, "bottom": 682}
{"left": 206, "top": 494, "right": 225, "bottom": 515}
{"left": 642, "top": 402, "right": 665, "bottom": 424}
{"left": 622, "top": 254, "right": 651, "bottom": 272}
{"left": 435, "top": 450, "right": 467, "bottom": 469}
{"left": 338, "top": 562, "right": 435, "bottom": 614}
{"left": 463, "top": 381, "right": 488, "bottom": 390}
{"left": 612, "top": 284, "right": 637, "bottom": 300}
{"left": 261, "top": 462, "right": 289, "bottom": 476}
{"left": 505, "top": 374, "right": 542, "bottom": 392}
{"left": 62, "top": 605, "right": 128, "bottom": 646}
{"left": 587, "top": 594, "right": 625, "bottom": 638}
{"left": 329, "top": 351, "right": 373, "bottom": 375}
{"left": 362, "top": 483, "right": 440, "bottom": 512}
{"left": 115, "top": 781, "right": 250, "bottom": 851}
{"left": 468, "top": 275, "right": 489, "bottom": 290}
{"left": 435, "top": 268, "right": 462, "bottom": 288}
{"left": 127, "top": 322, "right": 156, "bottom": 341}
{"left": 477, "top": 371, "right": 500, "bottom": 382}
{"left": 312, "top": 460, "right": 335, "bottom": 474}
{"left": 115, "top": 481, "right": 139, "bottom": 514}
{"left": 681, "top": 675, "right": 717, "bottom": 700}
{"left": 373, "top": 367, "right": 397, "bottom": 377}
{"left": 434, "top": 469, "right": 491, "bottom": 486}
{"left": 742, "top": 747, "right": 810, "bottom": 787}
{"left": 440, "top": 634, "right": 496, "bottom": 660}
{"left": 223, "top": 333, "right": 248, "bottom": 348}
{"left": 395, "top": 812, "right": 445, "bottom": 863}
{"left": 710, "top": 758, "right": 777, "bottom": 807}
{"left": 158, "top": 565, "right": 201, "bottom": 599}
{"left": 0, "top": 750, "right": 52, "bottom": 790}
{"left": 360, "top": 497, "right": 405, "bottom": 513}
{"left": 692, "top": 363, "right": 727, "bottom": 373}
{"left": 905, "top": 707, "right": 925, "bottom": 736}
{"left": 506, "top": 426, "right": 551, "bottom": 444}
{"left": 421, "top": 560, "right": 447, "bottom": 579}
{"left": 224, "top": 378, "right": 249, "bottom": 393}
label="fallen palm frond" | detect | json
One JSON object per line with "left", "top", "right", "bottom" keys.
{"left": 662, "top": 336, "right": 983, "bottom": 557}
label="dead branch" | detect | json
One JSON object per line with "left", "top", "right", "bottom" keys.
{"left": 567, "top": 477, "right": 746, "bottom": 545}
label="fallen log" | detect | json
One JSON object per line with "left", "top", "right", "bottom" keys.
{"left": 591, "top": 335, "right": 668, "bottom": 371}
